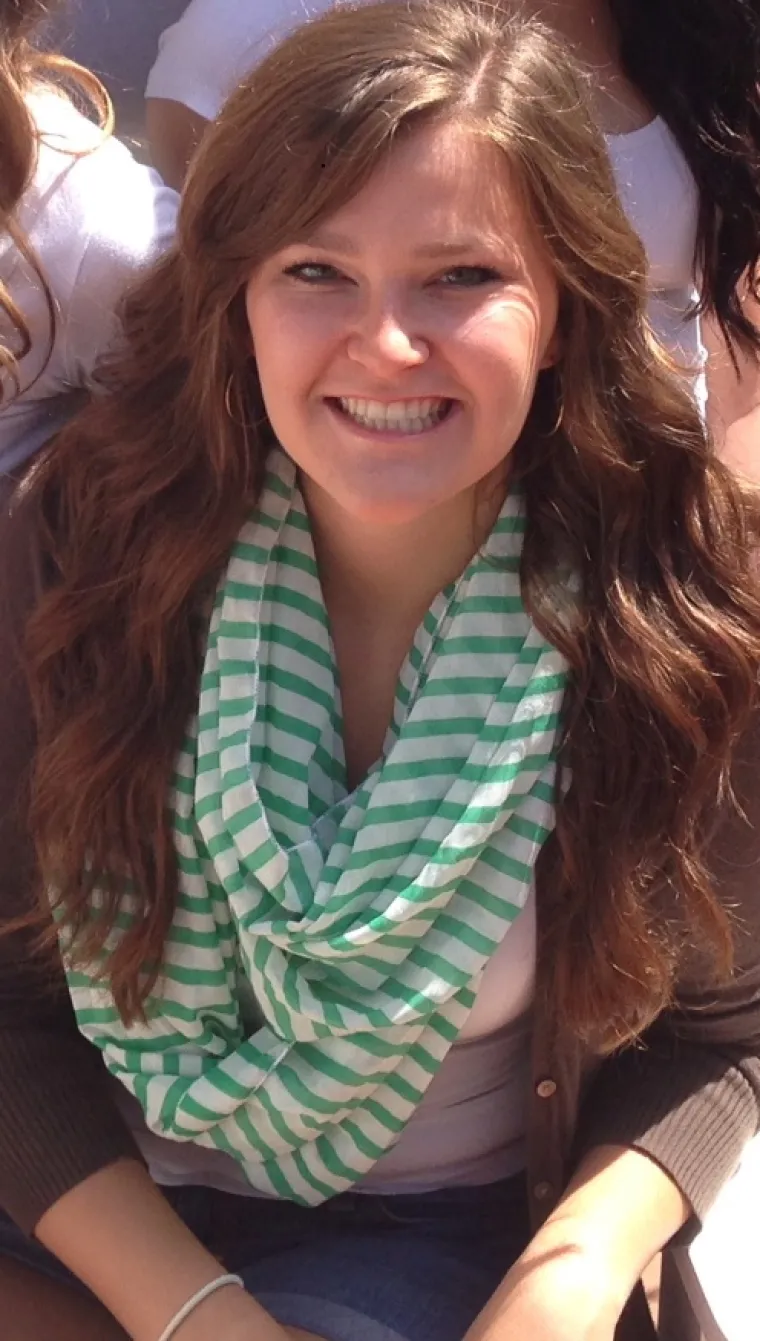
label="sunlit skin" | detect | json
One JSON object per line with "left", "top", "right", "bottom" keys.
{"left": 245, "top": 119, "right": 560, "bottom": 541}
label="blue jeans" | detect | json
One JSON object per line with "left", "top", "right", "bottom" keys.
{"left": 0, "top": 1176, "right": 531, "bottom": 1341}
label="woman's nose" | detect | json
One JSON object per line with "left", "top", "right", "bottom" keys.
{"left": 346, "top": 298, "right": 430, "bottom": 376}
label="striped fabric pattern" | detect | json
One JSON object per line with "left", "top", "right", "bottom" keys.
{"left": 65, "top": 449, "right": 568, "bottom": 1204}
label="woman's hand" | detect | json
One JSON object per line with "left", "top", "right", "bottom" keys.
{"left": 462, "top": 1240, "right": 620, "bottom": 1341}
{"left": 464, "top": 1144, "right": 689, "bottom": 1341}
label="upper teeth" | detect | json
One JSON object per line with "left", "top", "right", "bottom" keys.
{"left": 338, "top": 397, "right": 448, "bottom": 431}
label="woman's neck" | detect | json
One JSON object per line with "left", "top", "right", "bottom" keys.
{"left": 303, "top": 475, "right": 505, "bottom": 627}
{"left": 514, "top": 0, "right": 653, "bottom": 134}
{"left": 525, "top": 0, "right": 622, "bottom": 74}
{"left": 531, "top": 0, "right": 615, "bottom": 47}
{"left": 301, "top": 473, "right": 507, "bottom": 791}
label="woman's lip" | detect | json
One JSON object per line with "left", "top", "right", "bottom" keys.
{"left": 322, "top": 395, "right": 460, "bottom": 404}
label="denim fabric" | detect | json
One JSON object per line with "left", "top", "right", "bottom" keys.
{"left": 0, "top": 1175, "right": 530, "bottom": 1341}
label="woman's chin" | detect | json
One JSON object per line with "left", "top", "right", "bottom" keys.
{"left": 295, "top": 445, "right": 473, "bottom": 529}
{"left": 330, "top": 493, "right": 448, "bottom": 528}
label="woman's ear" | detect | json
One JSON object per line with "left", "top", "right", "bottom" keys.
{"left": 539, "top": 325, "right": 563, "bottom": 371}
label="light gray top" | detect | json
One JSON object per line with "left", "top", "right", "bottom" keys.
{"left": 0, "top": 91, "right": 178, "bottom": 474}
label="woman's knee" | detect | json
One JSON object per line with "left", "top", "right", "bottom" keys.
{"left": 0, "top": 1255, "right": 126, "bottom": 1341}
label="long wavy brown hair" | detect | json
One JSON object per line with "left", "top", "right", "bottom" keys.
{"left": 22, "top": 0, "right": 760, "bottom": 1047}
{"left": 0, "top": 0, "right": 112, "bottom": 401}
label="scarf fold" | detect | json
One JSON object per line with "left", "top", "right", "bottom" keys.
{"left": 65, "top": 450, "right": 568, "bottom": 1203}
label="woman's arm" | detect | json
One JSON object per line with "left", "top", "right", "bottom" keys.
{"left": 36, "top": 1159, "right": 289, "bottom": 1341}
{"left": 465, "top": 1144, "right": 686, "bottom": 1341}
{"left": 573, "top": 712, "right": 760, "bottom": 1228}
{"left": 0, "top": 492, "right": 289, "bottom": 1339}
{"left": 144, "top": 98, "right": 209, "bottom": 190}
{"left": 465, "top": 714, "right": 760, "bottom": 1341}
{"left": 0, "top": 486, "right": 140, "bottom": 1231}
{"left": 143, "top": 0, "right": 266, "bottom": 189}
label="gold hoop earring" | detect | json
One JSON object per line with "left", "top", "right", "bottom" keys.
{"left": 549, "top": 398, "right": 565, "bottom": 436}
{"left": 544, "top": 370, "right": 565, "bottom": 437}
{"left": 224, "top": 373, "right": 249, "bottom": 429}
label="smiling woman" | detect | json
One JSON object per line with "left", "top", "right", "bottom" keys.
{"left": 245, "top": 122, "right": 559, "bottom": 528}
{"left": 1, "top": 5, "right": 760, "bottom": 1341}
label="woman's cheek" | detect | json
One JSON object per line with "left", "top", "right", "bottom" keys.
{"left": 466, "top": 306, "right": 544, "bottom": 384}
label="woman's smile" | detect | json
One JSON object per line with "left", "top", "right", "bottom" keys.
{"left": 326, "top": 394, "right": 459, "bottom": 437}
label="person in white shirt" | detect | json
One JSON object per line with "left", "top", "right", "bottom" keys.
{"left": 146, "top": 0, "right": 359, "bottom": 188}
{"left": 0, "top": 1, "right": 178, "bottom": 479}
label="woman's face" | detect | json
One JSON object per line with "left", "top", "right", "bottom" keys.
{"left": 246, "top": 119, "right": 560, "bottom": 526}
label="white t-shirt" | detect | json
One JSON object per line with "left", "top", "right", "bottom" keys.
{"left": 607, "top": 117, "right": 707, "bottom": 414}
{"left": 0, "top": 91, "right": 178, "bottom": 474}
{"left": 146, "top": 0, "right": 356, "bottom": 120}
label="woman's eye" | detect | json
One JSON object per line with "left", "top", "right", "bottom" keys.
{"left": 283, "top": 262, "right": 345, "bottom": 284}
{"left": 436, "top": 265, "right": 504, "bottom": 288}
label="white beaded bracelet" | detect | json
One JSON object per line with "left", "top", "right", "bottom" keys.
{"left": 156, "top": 1273, "right": 245, "bottom": 1341}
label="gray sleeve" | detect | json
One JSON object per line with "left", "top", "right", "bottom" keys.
{"left": 574, "top": 715, "right": 760, "bottom": 1229}
{"left": 0, "top": 491, "right": 140, "bottom": 1234}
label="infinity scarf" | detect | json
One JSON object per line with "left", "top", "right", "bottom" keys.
{"left": 66, "top": 450, "right": 568, "bottom": 1203}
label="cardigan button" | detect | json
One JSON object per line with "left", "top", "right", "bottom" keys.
{"left": 533, "top": 1181, "right": 554, "bottom": 1201}
{"left": 536, "top": 1078, "right": 557, "bottom": 1099}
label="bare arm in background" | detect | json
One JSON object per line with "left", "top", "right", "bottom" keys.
{"left": 145, "top": 97, "right": 209, "bottom": 189}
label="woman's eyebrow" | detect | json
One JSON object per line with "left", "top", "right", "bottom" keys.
{"left": 293, "top": 231, "right": 515, "bottom": 260}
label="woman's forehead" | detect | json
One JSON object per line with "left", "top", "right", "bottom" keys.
{"left": 292, "top": 121, "right": 533, "bottom": 256}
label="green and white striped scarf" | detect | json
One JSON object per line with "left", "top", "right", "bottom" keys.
{"left": 66, "top": 449, "right": 568, "bottom": 1204}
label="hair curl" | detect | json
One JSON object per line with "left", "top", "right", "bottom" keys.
{"left": 22, "top": 1, "right": 760, "bottom": 1048}
{"left": 0, "top": 0, "right": 112, "bottom": 402}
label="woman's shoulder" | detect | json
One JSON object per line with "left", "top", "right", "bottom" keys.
{"left": 15, "top": 90, "right": 177, "bottom": 278}
{"left": 4, "top": 91, "right": 178, "bottom": 401}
